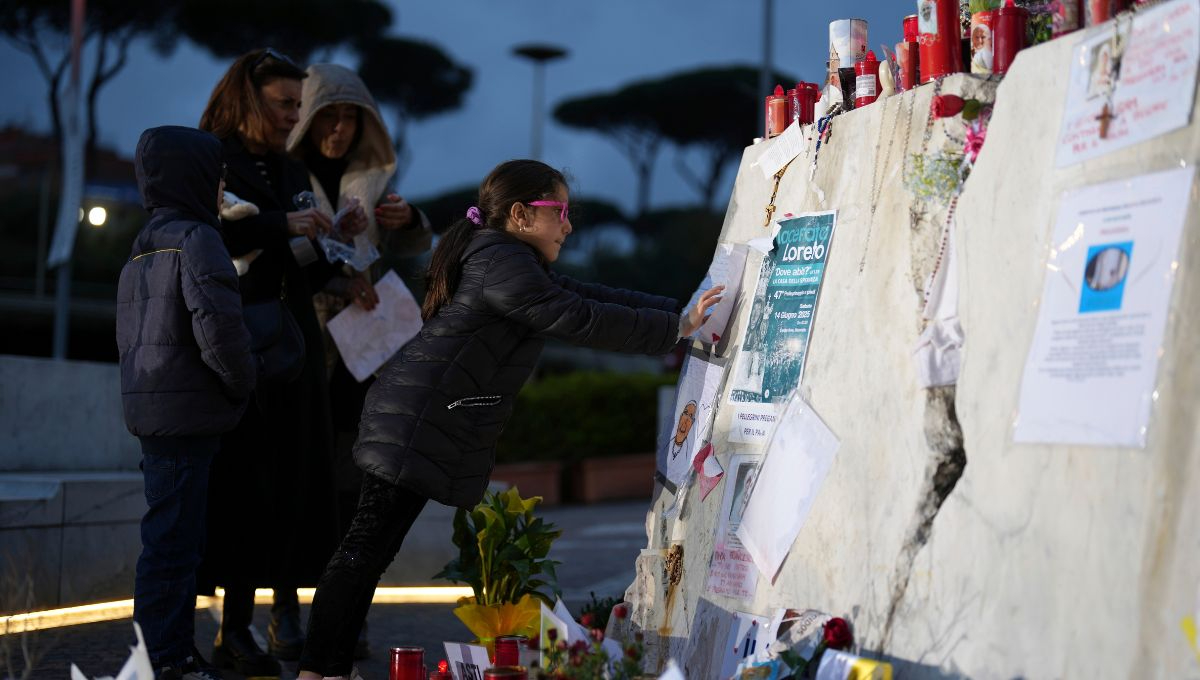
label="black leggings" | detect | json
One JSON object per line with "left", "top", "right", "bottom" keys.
{"left": 298, "top": 474, "right": 428, "bottom": 676}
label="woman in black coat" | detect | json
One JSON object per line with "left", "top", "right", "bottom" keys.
{"left": 296, "top": 159, "right": 723, "bottom": 679}
{"left": 196, "top": 48, "right": 356, "bottom": 677}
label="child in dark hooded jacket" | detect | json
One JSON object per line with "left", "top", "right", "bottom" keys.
{"left": 117, "top": 125, "right": 255, "bottom": 679}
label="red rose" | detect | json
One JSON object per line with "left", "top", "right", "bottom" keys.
{"left": 823, "top": 617, "right": 853, "bottom": 650}
{"left": 613, "top": 604, "right": 628, "bottom": 620}
{"left": 547, "top": 628, "right": 558, "bottom": 642}
{"left": 580, "top": 612, "right": 596, "bottom": 628}
{"left": 931, "top": 94, "right": 965, "bottom": 118}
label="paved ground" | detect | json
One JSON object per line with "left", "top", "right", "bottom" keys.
{"left": 22, "top": 500, "right": 651, "bottom": 679}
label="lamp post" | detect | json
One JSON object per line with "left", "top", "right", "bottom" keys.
{"left": 512, "top": 44, "right": 568, "bottom": 160}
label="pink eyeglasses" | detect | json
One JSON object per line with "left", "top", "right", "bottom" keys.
{"left": 527, "top": 200, "right": 569, "bottom": 223}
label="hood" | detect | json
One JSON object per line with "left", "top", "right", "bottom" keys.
{"left": 286, "top": 63, "right": 395, "bottom": 174}
{"left": 134, "top": 126, "right": 222, "bottom": 227}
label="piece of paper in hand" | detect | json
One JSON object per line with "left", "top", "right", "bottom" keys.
{"left": 326, "top": 270, "right": 423, "bottom": 382}
{"left": 756, "top": 121, "right": 805, "bottom": 180}
{"left": 692, "top": 442, "right": 724, "bottom": 501}
{"left": 697, "top": 244, "right": 749, "bottom": 345}
{"left": 736, "top": 394, "right": 839, "bottom": 580}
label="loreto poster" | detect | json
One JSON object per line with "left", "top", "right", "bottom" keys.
{"left": 1014, "top": 167, "right": 1194, "bottom": 447}
{"left": 731, "top": 211, "right": 838, "bottom": 403}
{"left": 1056, "top": 0, "right": 1199, "bottom": 166}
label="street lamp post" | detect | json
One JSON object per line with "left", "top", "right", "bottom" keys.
{"left": 512, "top": 44, "right": 568, "bottom": 161}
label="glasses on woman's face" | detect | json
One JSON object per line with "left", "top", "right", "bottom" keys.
{"left": 527, "top": 200, "right": 569, "bottom": 223}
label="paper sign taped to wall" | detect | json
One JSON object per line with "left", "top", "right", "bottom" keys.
{"left": 660, "top": 355, "right": 725, "bottom": 486}
{"left": 737, "top": 394, "right": 840, "bottom": 580}
{"left": 1014, "top": 167, "right": 1193, "bottom": 447}
{"left": 729, "top": 402, "right": 779, "bottom": 446}
{"left": 1056, "top": 0, "right": 1200, "bottom": 166}
{"left": 707, "top": 453, "right": 762, "bottom": 601}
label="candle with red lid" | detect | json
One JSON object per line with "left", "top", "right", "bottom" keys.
{"left": 390, "top": 646, "right": 425, "bottom": 680}
{"left": 854, "top": 51, "right": 881, "bottom": 108}
{"left": 993, "top": 0, "right": 1029, "bottom": 75}
{"left": 918, "top": 0, "right": 964, "bottom": 83}
{"left": 765, "top": 84, "right": 788, "bottom": 138}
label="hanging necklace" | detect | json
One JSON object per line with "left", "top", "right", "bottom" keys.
{"left": 859, "top": 95, "right": 916, "bottom": 273}
{"left": 1097, "top": 13, "right": 1129, "bottom": 139}
{"left": 762, "top": 159, "right": 794, "bottom": 228}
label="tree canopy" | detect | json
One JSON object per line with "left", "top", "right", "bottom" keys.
{"left": 357, "top": 36, "right": 473, "bottom": 181}
{"left": 173, "top": 0, "right": 392, "bottom": 63}
{"left": 554, "top": 65, "right": 796, "bottom": 213}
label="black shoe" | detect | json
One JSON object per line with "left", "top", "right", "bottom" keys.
{"left": 267, "top": 598, "right": 304, "bottom": 661}
{"left": 154, "top": 649, "right": 224, "bottom": 680}
{"left": 352, "top": 619, "right": 370, "bottom": 660}
{"left": 212, "top": 628, "right": 282, "bottom": 678}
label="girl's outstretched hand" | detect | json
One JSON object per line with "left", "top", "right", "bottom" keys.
{"left": 680, "top": 285, "right": 725, "bottom": 337}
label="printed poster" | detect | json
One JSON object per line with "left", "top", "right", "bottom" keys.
{"left": 1056, "top": 0, "right": 1199, "bottom": 166}
{"left": 706, "top": 453, "right": 762, "bottom": 601}
{"left": 1014, "top": 167, "right": 1194, "bottom": 447}
{"left": 731, "top": 211, "right": 838, "bottom": 403}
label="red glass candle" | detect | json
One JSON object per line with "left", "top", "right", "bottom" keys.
{"left": 1086, "top": 0, "right": 1130, "bottom": 25}
{"left": 896, "top": 41, "right": 919, "bottom": 91}
{"left": 494, "top": 636, "right": 526, "bottom": 667}
{"left": 994, "top": 0, "right": 1029, "bottom": 75}
{"left": 918, "top": 0, "right": 964, "bottom": 83}
{"left": 1053, "top": 0, "right": 1084, "bottom": 36}
{"left": 854, "top": 50, "right": 881, "bottom": 108}
{"left": 390, "top": 646, "right": 425, "bottom": 680}
{"left": 903, "top": 14, "right": 920, "bottom": 43}
{"left": 765, "top": 85, "right": 788, "bottom": 137}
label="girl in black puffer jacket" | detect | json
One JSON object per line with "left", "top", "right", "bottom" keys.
{"left": 297, "top": 160, "right": 722, "bottom": 679}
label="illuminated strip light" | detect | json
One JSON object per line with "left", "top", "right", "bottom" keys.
{"left": 0, "top": 587, "right": 472, "bottom": 634}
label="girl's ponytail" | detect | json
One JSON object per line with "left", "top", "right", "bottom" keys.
{"left": 421, "top": 217, "right": 480, "bottom": 321}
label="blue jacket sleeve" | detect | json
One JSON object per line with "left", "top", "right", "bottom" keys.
{"left": 180, "top": 225, "right": 257, "bottom": 401}
{"left": 481, "top": 248, "right": 680, "bottom": 355}
{"left": 548, "top": 270, "right": 681, "bottom": 312}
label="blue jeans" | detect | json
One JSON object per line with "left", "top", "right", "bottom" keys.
{"left": 133, "top": 436, "right": 218, "bottom": 666}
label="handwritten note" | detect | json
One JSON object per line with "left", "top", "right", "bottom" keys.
{"left": 756, "top": 121, "right": 806, "bottom": 180}
{"left": 326, "top": 270, "right": 424, "bottom": 382}
{"left": 1056, "top": 0, "right": 1199, "bottom": 166}
{"left": 707, "top": 453, "right": 762, "bottom": 601}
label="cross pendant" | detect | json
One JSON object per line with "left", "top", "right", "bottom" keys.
{"left": 1096, "top": 103, "right": 1116, "bottom": 139}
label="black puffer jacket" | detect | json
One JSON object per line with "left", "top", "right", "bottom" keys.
{"left": 354, "top": 229, "right": 681, "bottom": 508}
{"left": 116, "top": 126, "right": 256, "bottom": 437}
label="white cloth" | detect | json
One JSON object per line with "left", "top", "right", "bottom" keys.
{"left": 913, "top": 213, "right": 963, "bottom": 388}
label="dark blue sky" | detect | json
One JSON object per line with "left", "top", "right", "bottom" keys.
{"left": 1, "top": 1, "right": 906, "bottom": 214}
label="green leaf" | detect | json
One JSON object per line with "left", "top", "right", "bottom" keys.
{"left": 961, "top": 99, "right": 982, "bottom": 121}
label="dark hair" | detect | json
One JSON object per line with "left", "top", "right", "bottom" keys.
{"left": 421, "top": 159, "right": 567, "bottom": 321}
{"left": 199, "top": 48, "right": 307, "bottom": 150}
